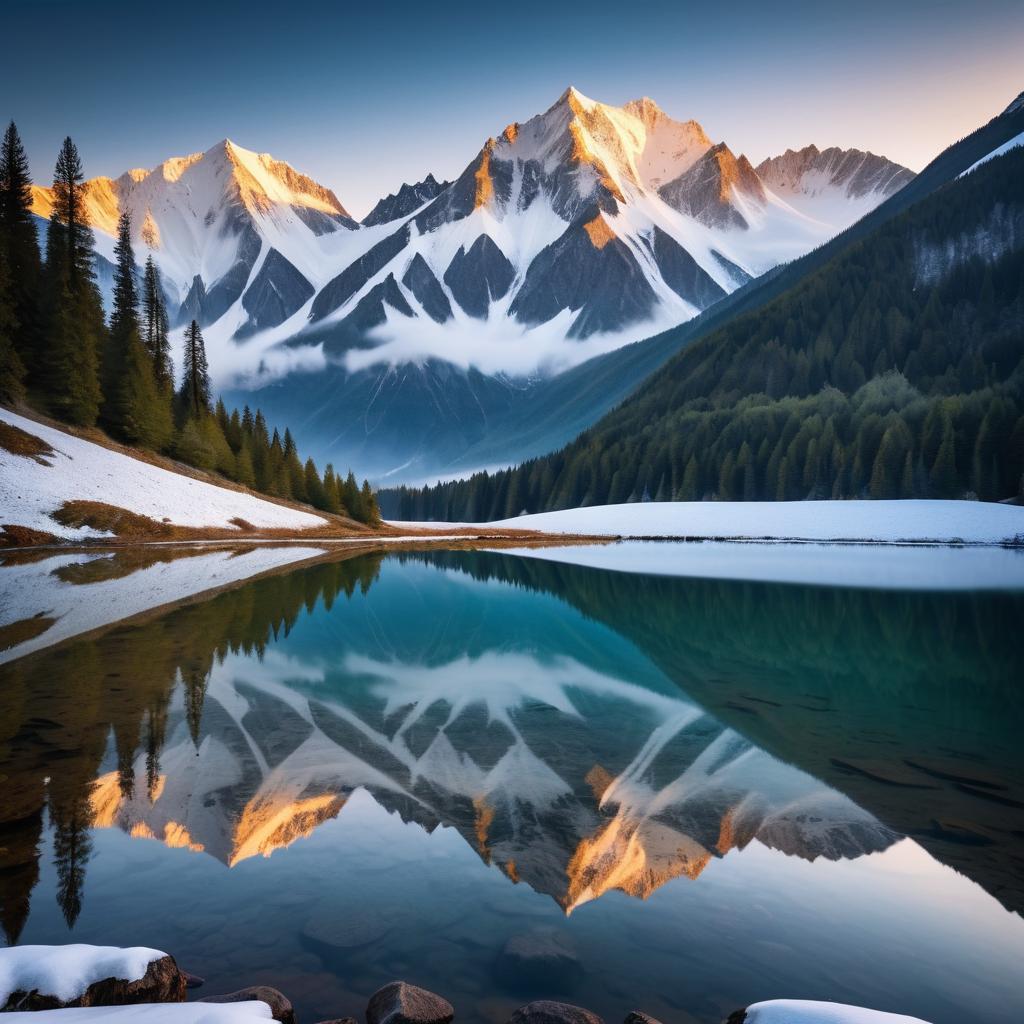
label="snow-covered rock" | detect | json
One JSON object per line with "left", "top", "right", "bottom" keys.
{"left": 741, "top": 998, "right": 931, "bottom": 1024}
{"left": 0, "top": 407, "right": 328, "bottom": 539}
{"left": 0, "top": 945, "right": 182, "bottom": 1010}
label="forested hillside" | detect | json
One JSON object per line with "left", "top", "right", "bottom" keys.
{"left": 0, "top": 124, "right": 379, "bottom": 524}
{"left": 385, "top": 142, "right": 1024, "bottom": 520}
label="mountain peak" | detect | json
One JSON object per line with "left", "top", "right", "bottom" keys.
{"left": 755, "top": 145, "right": 914, "bottom": 202}
{"left": 1004, "top": 91, "right": 1024, "bottom": 115}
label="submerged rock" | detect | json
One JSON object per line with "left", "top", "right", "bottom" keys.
{"left": 201, "top": 985, "right": 296, "bottom": 1024}
{"left": 495, "top": 930, "right": 582, "bottom": 989}
{"left": 624, "top": 1013, "right": 664, "bottom": 1024}
{"left": 1, "top": 953, "right": 186, "bottom": 1011}
{"left": 183, "top": 971, "right": 205, "bottom": 989}
{"left": 508, "top": 1000, "right": 605, "bottom": 1024}
{"left": 367, "top": 980, "right": 455, "bottom": 1024}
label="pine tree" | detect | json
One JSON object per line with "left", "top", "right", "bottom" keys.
{"left": 930, "top": 418, "right": 959, "bottom": 498}
{"left": 343, "top": 470, "right": 362, "bottom": 521}
{"left": 42, "top": 137, "right": 104, "bottom": 425}
{"left": 50, "top": 137, "right": 96, "bottom": 291}
{"left": 321, "top": 464, "right": 342, "bottom": 514}
{"left": 360, "top": 480, "right": 380, "bottom": 525}
{"left": 102, "top": 210, "right": 171, "bottom": 445}
{"left": 0, "top": 121, "right": 43, "bottom": 379}
{"left": 141, "top": 255, "right": 172, "bottom": 392}
{"left": 304, "top": 457, "right": 326, "bottom": 509}
{"left": 179, "top": 320, "right": 211, "bottom": 419}
{"left": 0, "top": 251, "right": 26, "bottom": 403}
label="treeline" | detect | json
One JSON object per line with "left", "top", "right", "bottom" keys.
{"left": 383, "top": 146, "right": 1024, "bottom": 520}
{"left": 0, "top": 122, "right": 379, "bottom": 524}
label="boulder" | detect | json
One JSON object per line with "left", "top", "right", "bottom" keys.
{"left": 495, "top": 930, "right": 582, "bottom": 989}
{"left": 201, "top": 985, "right": 295, "bottom": 1024}
{"left": 2, "top": 954, "right": 186, "bottom": 1011}
{"left": 367, "top": 981, "right": 455, "bottom": 1024}
{"left": 507, "top": 1001, "right": 604, "bottom": 1024}
{"left": 624, "top": 1013, "right": 664, "bottom": 1024}
{"left": 183, "top": 971, "right": 205, "bottom": 989}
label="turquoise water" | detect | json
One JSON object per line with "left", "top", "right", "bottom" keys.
{"left": 1, "top": 547, "right": 1022, "bottom": 1023}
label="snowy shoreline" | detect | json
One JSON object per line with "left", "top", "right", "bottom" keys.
{"left": 0, "top": 945, "right": 932, "bottom": 1023}
{"left": 395, "top": 499, "right": 1024, "bottom": 547}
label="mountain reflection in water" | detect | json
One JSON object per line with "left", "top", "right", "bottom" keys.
{"left": 0, "top": 545, "right": 1022, "bottom": 1024}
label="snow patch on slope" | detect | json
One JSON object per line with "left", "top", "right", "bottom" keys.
{"left": 959, "top": 130, "right": 1024, "bottom": 178}
{"left": 0, "top": 408, "right": 328, "bottom": 537}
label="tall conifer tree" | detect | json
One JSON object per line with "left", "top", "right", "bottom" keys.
{"left": 179, "top": 319, "right": 211, "bottom": 419}
{"left": 0, "top": 251, "right": 26, "bottom": 402}
{"left": 0, "top": 121, "right": 42, "bottom": 378}
{"left": 42, "top": 137, "right": 102, "bottom": 424}
{"left": 141, "top": 256, "right": 172, "bottom": 391}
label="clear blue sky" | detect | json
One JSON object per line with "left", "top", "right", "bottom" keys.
{"left": 4, "top": 0, "right": 1022, "bottom": 217}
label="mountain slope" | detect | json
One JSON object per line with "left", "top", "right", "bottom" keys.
{"left": 383, "top": 96, "right": 1024, "bottom": 518}
{"left": 0, "top": 407, "right": 331, "bottom": 543}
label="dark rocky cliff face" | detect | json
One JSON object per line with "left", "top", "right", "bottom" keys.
{"left": 236, "top": 248, "right": 314, "bottom": 337}
{"left": 362, "top": 174, "right": 451, "bottom": 227}
{"left": 659, "top": 144, "right": 766, "bottom": 230}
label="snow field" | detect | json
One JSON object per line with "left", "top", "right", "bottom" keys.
{"left": 0, "top": 408, "right": 328, "bottom": 539}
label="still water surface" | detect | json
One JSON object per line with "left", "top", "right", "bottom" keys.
{"left": 1, "top": 544, "right": 1022, "bottom": 1024}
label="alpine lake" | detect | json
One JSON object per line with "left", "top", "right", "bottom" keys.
{"left": 1, "top": 541, "right": 1023, "bottom": 1024}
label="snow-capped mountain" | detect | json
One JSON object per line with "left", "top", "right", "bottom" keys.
{"left": 301, "top": 87, "right": 911, "bottom": 368}
{"left": 30, "top": 89, "right": 912, "bottom": 377}
{"left": 28, "top": 91, "right": 914, "bottom": 478}
{"left": 31, "top": 139, "right": 361, "bottom": 339}
{"left": 755, "top": 144, "right": 914, "bottom": 223}
{"left": 90, "top": 643, "right": 896, "bottom": 910}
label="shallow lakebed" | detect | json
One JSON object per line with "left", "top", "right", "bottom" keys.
{"left": 1, "top": 543, "right": 1022, "bottom": 1024}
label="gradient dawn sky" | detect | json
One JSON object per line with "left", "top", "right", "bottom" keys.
{"left": 4, "top": 0, "right": 1022, "bottom": 218}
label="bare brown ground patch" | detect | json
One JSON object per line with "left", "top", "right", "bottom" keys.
{"left": 0, "top": 420, "right": 54, "bottom": 464}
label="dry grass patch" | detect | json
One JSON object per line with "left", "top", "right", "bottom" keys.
{"left": 0, "top": 524, "right": 62, "bottom": 548}
{"left": 0, "top": 420, "right": 55, "bottom": 464}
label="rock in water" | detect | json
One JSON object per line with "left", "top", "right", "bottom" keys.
{"left": 201, "top": 985, "right": 296, "bottom": 1024}
{"left": 183, "top": 971, "right": 205, "bottom": 989}
{"left": 2, "top": 954, "right": 186, "bottom": 1011}
{"left": 624, "top": 1013, "right": 664, "bottom": 1024}
{"left": 367, "top": 981, "right": 455, "bottom": 1024}
{"left": 508, "top": 1001, "right": 605, "bottom": 1024}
